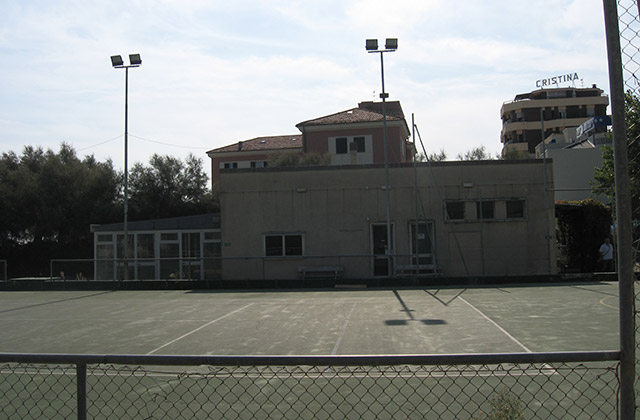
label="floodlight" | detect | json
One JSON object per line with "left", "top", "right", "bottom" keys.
{"left": 385, "top": 38, "right": 398, "bottom": 50}
{"left": 129, "top": 53, "right": 142, "bottom": 66}
{"left": 365, "top": 39, "right": 378, "bottom": 51}
{"left": 110, "top": 55, "right": 124, "bottom": 67}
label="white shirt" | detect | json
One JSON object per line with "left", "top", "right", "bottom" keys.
{"left": 599, "top": 243, "right": 614, "bottom": 260}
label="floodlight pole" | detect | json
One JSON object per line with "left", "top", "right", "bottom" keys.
{"left": 367, "top": 39, "right": 397, "bottom": 277}
{"left": 111, "top": 54, "right": 141, "bottom": 281}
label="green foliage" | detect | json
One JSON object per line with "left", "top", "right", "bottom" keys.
{"left": 299, "top": 152, "right": 331, "bottom": 166}
{"left": 268, "top": 152, "right": 331, "bottom": 167}
{"left": 556, "top": 199, "right": 613, "bottom": 272}
{"left": 128, "top": 153, "right": 216, "bottom": 220}
{"left": 500, "top": 149, "right": 530, "bottom": 160}
{"left": 457, "top": 146, "right": 497, "bottom": 161}
{"left": 268, "top": 151, "right": 301, "bottom": 167}
{"left": 0, "top": 145, "right": 216, "bottom": 277}
{"left": 593, "top": 91, "right": 640, "bottom": 250}
{"left": 417, "top": 149, "right": 447, "bottom": 162}
{"left": 474, "top": 389, "right": 525, "bottom": 420}
{"left": 0, "top": 143, "right": 121, "bottom": 276}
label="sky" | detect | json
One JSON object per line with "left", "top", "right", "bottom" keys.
{"left": 0, "top": 0, "right": 611, "bottom": 182}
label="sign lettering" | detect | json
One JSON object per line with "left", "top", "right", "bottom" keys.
{"left": 535, "top": 73, "right": 580, "bottom": 88}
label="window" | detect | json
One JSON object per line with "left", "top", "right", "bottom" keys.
{"left": 409, "top": 222, "right": 434, "bottom": 265}
{"left": 335, "top": 138, "right": 348, "bottom": 154}
{"left": 506, "top": 199, "right": 526, "bottom": 219}
{"left": 161, "top": 233, "right": 178, "bottom": 241}
{"left": 250, "top": 161, "right": 267, "bottom": 168}
{"left": 354, "top": 137, "right": 365, "bottom": 152}
{"left": 97, "top": 234, "right": 112, "bottom": 243}
{"left": 264, "top": 234, "right": 303, "bottom": 257}
{"left": 223, "top": 162, "right": 238, "bottom": 169}
{"left": 445, "top": 201, "right": 465, "bottom": 220}
{"left": 136, "top": 234, "right": 155, "bottom": 258}
{"left": 476, "top": 201, "right": 495, "bottom": 219}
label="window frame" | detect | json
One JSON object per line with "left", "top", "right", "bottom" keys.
{"left": 335, "top": 137, "right": 348, "bottom": 154}
{"left": 506, "top": 199, "right": 527, "bottom": 219}
{"left": 475, "top": 200, "right": 495, "bottom": 220}
{"left": 263, "top": 233, "right": 305, "bottom": 257}
{"left": 445, "top": 201, "right": 465, "bottom": 221}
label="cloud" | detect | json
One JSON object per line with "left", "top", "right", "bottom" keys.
{"left": 345, "top": 0, "right": 441, "bottom": 34}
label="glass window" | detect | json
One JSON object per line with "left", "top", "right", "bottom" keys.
{"left": 506, "top": 199, "right": 526, "bottom": 219}
{"left": 476, "top": 201, "right": 495, "bottom": 219}
{"left": 97, "top": 234, "right": 112, "bottom": 243}
{"left": 96, "top": 244, "right": 114, "bottom": 259}
{"left": 410, "top": 222, "right": 434, "bottom": 265}
{"left": 354, "top": 137, "right": 366, "bottom": 152}
{"left": 182, "top": 232, "right": 201, "bottom": 258}
{"left": 137, "top": 234, "right": 155, "bottom": 259}
{"left": 445, "top": 202, "right": 465, "bottom": 220}
{"left": 161, "top": 233, "right": 178, "bottom": 241}
{"left": 284, "top": 235, "right": 303, "bottom": 256}
{"left": 265, "top": 234, "right": 303, "bottom": 257}
{"left": 335, "top": 137, "right": 348, "bottom": 154}
{"left": 265, "top": 235, "right": 283, "bottom": 256}
{"left": 116, "top": 234, "right": 134, "bottom": 258}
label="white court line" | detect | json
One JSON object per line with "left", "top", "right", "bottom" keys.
{"left": 331, "top": 302, "right": 357, "bottom": 355}
{"left": 458, "top": 297, "right": 532, "bottom": 353}
{"left": 146, "top": 303, "right": 254, "bottom": 355}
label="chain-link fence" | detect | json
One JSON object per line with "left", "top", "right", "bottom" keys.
{"left": 616, "top": 0, "right": 640, "bottom": 413}
{"left": 0, "top": 352, "right": 620, "bottom": 420}
{"left": 0, "top": 260, "right": 7, "bottom": 281}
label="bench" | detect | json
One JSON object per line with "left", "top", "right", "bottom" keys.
{"left": 395, "top": 264, "right": 439, "bottom": 277}
{"left": 298, "top": 266, "right": 344, "bottom": 279}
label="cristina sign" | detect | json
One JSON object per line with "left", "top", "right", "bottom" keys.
{"left": 536, "top": 73, "right": 579, "bottom": 88}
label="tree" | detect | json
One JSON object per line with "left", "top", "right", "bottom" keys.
{"left": 416, "top": 149, "right": 447, "bottom": 162}
{"left": 128, "top": 153, "right": 216, "bottom": 220}
{"left": 0, "top": 143, "right": 121, "bottom": 276}
{"left": 593, "top": 91, "right": 640, "bottom": 252}
{"left": 456, "top": 146, "right": 497, "bottom": 161}
{"left": 268, "top": 151, "right": 331, "bottom": 167}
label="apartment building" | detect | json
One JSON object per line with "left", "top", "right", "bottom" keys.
{"left": 207, "top": 101, "right": 412, "bottom": 186}
{"left": 501, "top": 85, "right": 609, "bottom": 155}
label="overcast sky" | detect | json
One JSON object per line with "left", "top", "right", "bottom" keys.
{"left": 0, "top": 0, "right": 610, "bottom": 180}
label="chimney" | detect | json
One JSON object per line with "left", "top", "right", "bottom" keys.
{"left": 238, "top": 141, "right": 243, "bottom": 151}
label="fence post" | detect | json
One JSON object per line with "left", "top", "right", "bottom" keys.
{"left": 603, "top": 1, "right": 636, "bottom": 418}
{"left": 76, "top": 363, "right": 87, "bottom": 420}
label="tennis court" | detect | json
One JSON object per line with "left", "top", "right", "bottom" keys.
{"left": 0, "top": 281, "right": 624, "bottom": 419}
{"left": 0, "top": 281, "right": 620, "bottom": 355}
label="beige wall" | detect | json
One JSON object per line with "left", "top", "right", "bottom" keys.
{"left": 219, "top": 160, "right": 556, "bottom": 280}
{"left": 546, "top": 147, "right": 608, "bottom": 202}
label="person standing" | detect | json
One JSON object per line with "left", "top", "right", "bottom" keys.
{"left": 598, "top": 237, "right": 615, "bottom": 272}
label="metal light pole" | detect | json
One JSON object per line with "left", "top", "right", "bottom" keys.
{"left": 111, "top": 54, "right": 142, "bottom": 281}
{"left": 366, "top": 38, "right": 397, "bottom": 277}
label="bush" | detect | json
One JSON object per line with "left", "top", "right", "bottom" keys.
{"left": 474, "top": 388, "right": 524, "bottom": 420}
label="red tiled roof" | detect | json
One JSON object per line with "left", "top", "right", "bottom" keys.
{"left": 296, "top": 101, "right": 404, "bottom": 127}
{"left": 208, "top": 135, "right": 302, "bottom": 154}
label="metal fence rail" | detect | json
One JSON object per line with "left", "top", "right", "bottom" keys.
{"left": 0, "top": 351, "right": 620, "bottom": 420}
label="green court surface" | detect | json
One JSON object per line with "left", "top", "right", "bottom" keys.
{"left": 0, "top": 281, "right": 620, "bottom": 355}
{"left": 0, "top": 282, "right": 624, "bottom": 420}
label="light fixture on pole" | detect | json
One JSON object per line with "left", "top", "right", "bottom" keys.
{"left": 111, "top": 53, "right": 142, "bottom": 281}
{"left": 366, "top": 38, "right": 397, "bottom": 277}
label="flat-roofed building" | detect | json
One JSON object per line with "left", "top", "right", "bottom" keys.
{"left": 218, "top": 160, "right": 556, "bottom": 281}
